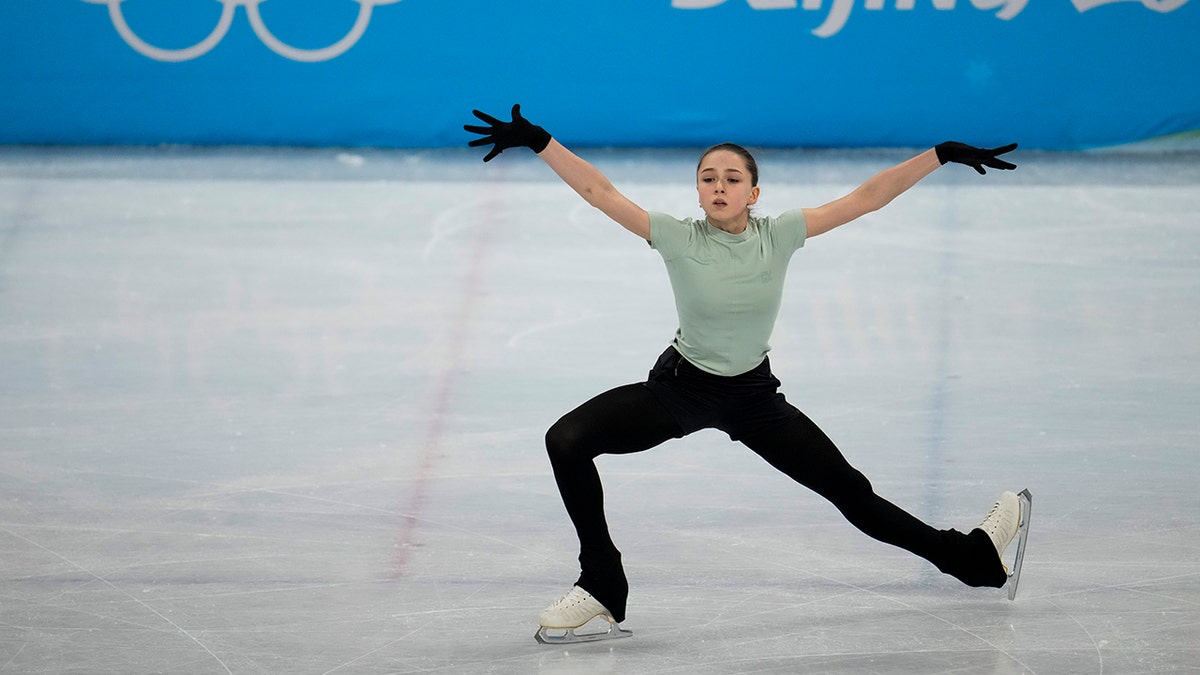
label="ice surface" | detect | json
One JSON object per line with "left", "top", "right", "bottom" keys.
{"left": 1, "top": 145, "right": 1198, "bottom": 673}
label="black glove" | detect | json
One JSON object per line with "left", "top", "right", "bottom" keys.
{"left": 935, "top": 141, "right": 1018, "bottom": 175}
{"left": 464, "top": 104, "right": 552, "bottom": 162}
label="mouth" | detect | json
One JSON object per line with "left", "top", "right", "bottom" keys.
{"left": 713, "top": 199, "right": 728, "bottom": 208}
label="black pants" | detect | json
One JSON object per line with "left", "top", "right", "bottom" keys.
{"left": 545, "top": 347, "right": 1006, "bottom": 624}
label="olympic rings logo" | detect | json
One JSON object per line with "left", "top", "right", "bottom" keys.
{"left": 83, "top": 0, "right": 402, "bottom": 62}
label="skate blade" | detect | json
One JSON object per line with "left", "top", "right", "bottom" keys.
{"left": 1006, "top": 488, "right": 1033, "bottom": 601}
{"left": 534, "top": 618, "right": 632, "bottom": 645}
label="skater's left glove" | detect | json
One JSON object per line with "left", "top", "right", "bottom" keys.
{"left": 935, "top": 141, "right": 1018, "bottom": 175}
{"left": 464, "top": 104, "right": 552, "bottom": 162}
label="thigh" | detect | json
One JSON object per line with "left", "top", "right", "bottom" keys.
{"left": 548, "top": 383, "right": 685, "bottom": 460}
{"left": 738, "top": 412, "right": 868, "bottom": 499}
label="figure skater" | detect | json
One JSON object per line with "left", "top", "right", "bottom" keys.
{"left": 465, "top": 105, "right": 1031, "bottom": 644}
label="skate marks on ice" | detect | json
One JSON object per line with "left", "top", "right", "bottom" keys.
{"left": 0, "top": 526, "right": 235, "bottom": 675}
{"left": 633, "top": 534, "right": 1044, "bottom": 673}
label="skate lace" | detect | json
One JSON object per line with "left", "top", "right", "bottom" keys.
{"left": 551, "top": 587, "right": 591, "bottom": 610}
{"left": 980, "top": 502, "right": 1002, "bottom": 533}
{"left": 980, "top": 498, "right": 1015, "bottom": 535}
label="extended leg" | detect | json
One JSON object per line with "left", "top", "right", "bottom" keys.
{"left": 739, "top": 414, "right": 1007, "bottom": 588}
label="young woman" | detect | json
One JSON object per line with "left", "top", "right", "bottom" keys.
{"left": 465, "top": 105, "right": 1028, "bottom": 643}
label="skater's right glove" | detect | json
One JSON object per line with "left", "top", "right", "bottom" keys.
{"left": 935, "top": 141, "right": 1018, "bottom": 175}
{"left": 464, "top": 104, "right": 552, "bottom": 162}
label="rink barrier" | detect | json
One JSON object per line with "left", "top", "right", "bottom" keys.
{"left": 0, "top": 0, "right": 1196, "bottom": 149}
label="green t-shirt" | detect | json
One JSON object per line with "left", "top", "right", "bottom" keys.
{"left": 649, "top": 209, "right": 807, "bottom": 376}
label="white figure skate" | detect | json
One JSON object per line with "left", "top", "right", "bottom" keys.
{"left": 977, "top": 489, "right": 1033, "bottom": 600}
{"left": 534, "top": 586, "right": 632, "bottom": 645}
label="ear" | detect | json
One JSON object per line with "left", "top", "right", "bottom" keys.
{"left": 748, "top": 186, "right": 761, "bottom": 206}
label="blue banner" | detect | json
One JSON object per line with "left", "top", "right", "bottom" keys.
{"left": 1, "top": 0, "right": 1196, "bottom": 149}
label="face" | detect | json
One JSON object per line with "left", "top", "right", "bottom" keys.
{"left": 696, "top": 150, "right": 760, "bottom": 225}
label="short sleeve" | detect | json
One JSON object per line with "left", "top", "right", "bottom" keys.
{"left": 649, "top": 212, "right": 695, "bottom": 261}
{"left": 773, "top": 208, "right": 808, "bottom": 252}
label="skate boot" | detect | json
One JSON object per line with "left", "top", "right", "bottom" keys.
{"left": 975, "top": 489, "right": 1033, "bottom": 600}
{"left": 977, "top": 491, "right": 1020, "bottom": 561}
{"left": 534, "top": 586, "right": 632, "bottom": 645}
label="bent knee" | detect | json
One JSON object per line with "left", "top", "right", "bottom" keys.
{"left": 545, "top": 418, "right": 589, "bottom": 462}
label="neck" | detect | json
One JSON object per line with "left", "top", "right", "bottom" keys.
{"left": 708, "top": 214, "right": 749, "bottom": 235}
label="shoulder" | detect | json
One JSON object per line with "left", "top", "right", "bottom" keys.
{"left": 756, "top": 208, "right": 807, "bottom": 229}
{"left": 755, "top": 209, "right": 807, "bottom": 251}
{"left": 649, "top": 212, "right": 702, "bottom": 259}
{"left": 650, "top": 212, "right": 703, "bottom": 230}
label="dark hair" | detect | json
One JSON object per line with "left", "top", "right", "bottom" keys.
{"left": 697, "top": 143, "right": 759, "bottom": 186}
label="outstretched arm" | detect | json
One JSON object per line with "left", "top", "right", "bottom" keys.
{"left": 802, "top": 142, "right": 1017, "bottom": 239}
{"left": 465, "top": 105, "right": 650, "bottom": 240}
{"left": 537, "top": 140, "right": 650, "bottom": 240}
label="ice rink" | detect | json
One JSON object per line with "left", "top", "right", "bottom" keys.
{"left": 1, "top": 144, "right": 1197, "bottom": 674}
